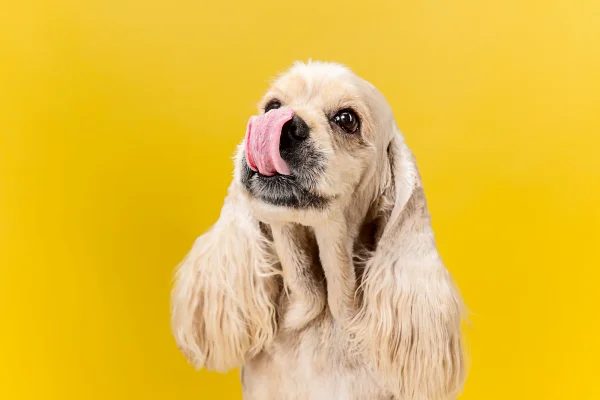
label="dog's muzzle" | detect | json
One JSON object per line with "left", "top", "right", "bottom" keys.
{"left": 245, "top": 107, "right": 310, "bottom": 177}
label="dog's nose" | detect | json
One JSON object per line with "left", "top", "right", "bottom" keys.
{"left": 280, "top": 115, "right": 310, "bottom": 152}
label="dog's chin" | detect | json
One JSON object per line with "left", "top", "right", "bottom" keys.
{"left": 240, "top": 163, "right": 329, "bottom": 210}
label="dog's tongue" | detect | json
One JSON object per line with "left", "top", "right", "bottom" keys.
{"left": 245, "top": 107, "right": 293, "bottom": 176}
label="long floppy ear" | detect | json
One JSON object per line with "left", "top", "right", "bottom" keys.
{"left": 170, "top": 181, "right": 280, "bottom": 372}
{"left": 354, "top": 129, "right": 467, "bottom": 399}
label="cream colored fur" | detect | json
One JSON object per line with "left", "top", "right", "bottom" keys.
{"left": 171, "top": 61, "right": 467, "bottom": 399}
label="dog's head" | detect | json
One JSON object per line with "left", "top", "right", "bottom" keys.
{"left": 236, "top": 61, "right": 399, "bottom": 224}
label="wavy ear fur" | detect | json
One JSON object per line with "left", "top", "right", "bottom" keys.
{"left": 354, "top": 131, "right": 466, "bottom": 399}
{"left": 170, "top": 182, "right": 280, "bottom": 372}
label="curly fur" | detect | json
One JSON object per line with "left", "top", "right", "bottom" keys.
{"left": 171, "top": 185, "right": 280, "bottom": 372}
{"left": 171, "top": 61, "right": 467, "bottom": 399}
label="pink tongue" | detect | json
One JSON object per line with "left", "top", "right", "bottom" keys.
{"left": 245, "top": 107, "right": 293, "bottom": 176}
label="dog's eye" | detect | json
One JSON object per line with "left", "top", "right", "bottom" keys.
{"left": 265, "top": 100, "right": 282, "bottom": 113}
{"left": 332, "top": 109, "right": 360, "bottom": 133}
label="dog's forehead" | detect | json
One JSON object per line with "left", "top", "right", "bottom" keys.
{"left": 259, "top": 62, "right": 395, "bottom": 143}
{"left": 269, "top": 62, "right": 362, "bottom": 106}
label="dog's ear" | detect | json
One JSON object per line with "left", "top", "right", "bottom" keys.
{"left": 353, "top": 128, "right": 467, "bottom": 399}
{"left": 170, "top": 181, "right": 280, "bottom": 372}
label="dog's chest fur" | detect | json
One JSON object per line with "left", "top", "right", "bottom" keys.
{"left": 240, "top": 315, "right": 393, "bottom": 400}
{"left": 239, "top": 219, "right": 390, "bottom": 399}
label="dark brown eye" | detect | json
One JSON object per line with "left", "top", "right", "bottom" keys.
{"left": 265, "top": 100, "right": 281, "bottom": 113}
{"left": 333, "top": 109, "right": 359, "bottom": 133}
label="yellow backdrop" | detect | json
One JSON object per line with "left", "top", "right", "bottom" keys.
{"left": 1, "top": 1, "right": 599, "bottom": 399}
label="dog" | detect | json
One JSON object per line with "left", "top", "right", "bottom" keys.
{"left": 171, "top": 61, "right": 467, "bottom": 400}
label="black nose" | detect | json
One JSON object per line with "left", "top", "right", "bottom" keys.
{"left": 280, "top": 115, "right": 310, "bottom": 150}
{"left": 278, "top": 114, "right": 315, "bottom": 174}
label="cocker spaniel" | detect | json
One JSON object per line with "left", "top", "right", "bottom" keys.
{"left": 171, "top": 61, "right": 467, "bottom": 400}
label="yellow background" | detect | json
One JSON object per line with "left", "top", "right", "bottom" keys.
{"left": 1, "top": 1, "right": 599, "bottom": 399}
